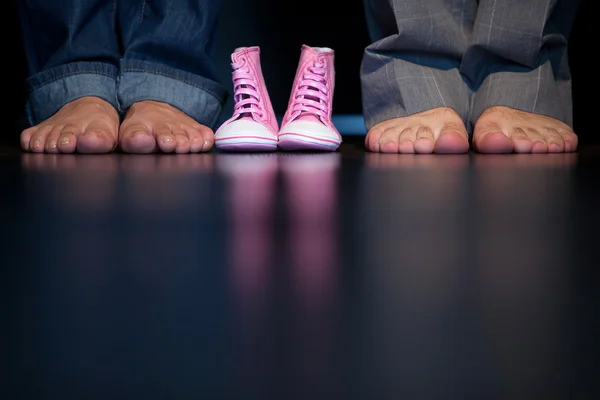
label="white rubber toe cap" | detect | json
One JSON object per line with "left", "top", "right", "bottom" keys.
{"left": 279, "top": 120, "right": 341, "bottom": 144}
{"left": 215, "top": 119, "right": 278, "bottom": 142}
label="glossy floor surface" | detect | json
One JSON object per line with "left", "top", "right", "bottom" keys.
{"left": 2, "top": 139, "right": 599, "bottom": 398}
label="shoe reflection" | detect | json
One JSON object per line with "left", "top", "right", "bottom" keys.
{"left": 281, "top": 153, "right": 341, "bottom": 394}
{"left": 217, "top": 153, "right": 278, "bottom": 297}
{"left": 280, "top": 153, "right": 340, "bottom": 306}
{"left": 218, "top": 153, "right": 341, "bottom": 396}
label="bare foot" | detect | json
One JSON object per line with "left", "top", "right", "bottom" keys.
{"left": 473, "top": 106, "right": 578, "bottom": 154}
{"left": 20, "top": 97, "right": 119, "bottom": 154}
{"left": 119, "top": 101, "right": 215, "bottom": 154}
{"left": 365, "top": 107, "right": 469, "bottom": 154}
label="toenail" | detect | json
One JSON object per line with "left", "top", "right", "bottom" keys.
{"left": 202, "top": 140, "right": 209, "bottom": 150}
{"left": 32, "top": 139, "right": 40, "bottom": 148}
{"left": 47, "top": 141, "right": 57, "bottom": 149}
{"left": 192, "top": 136, "right": 200, "bottom": 142}
{"left": 162, "top": 136, "right": 173, "bottom": 143}
{"left": 59, "top": 136, "right": 70, "bottom": 145}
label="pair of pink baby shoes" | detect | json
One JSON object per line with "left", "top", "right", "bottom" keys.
{"left": 214, "top": 45, "right": 342, "bottom": 152}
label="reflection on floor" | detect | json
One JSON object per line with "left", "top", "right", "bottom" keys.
{"left": 2, "top": 141, "right": 599, "bottom": 398}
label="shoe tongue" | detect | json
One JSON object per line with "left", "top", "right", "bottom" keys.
{"left": 296, "top": 114, "right": 320, "bottom": 122}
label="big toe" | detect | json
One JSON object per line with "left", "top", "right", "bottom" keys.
{"left": 434, "top": 132, "right": 469, "bottom": 154}
{"left": 120, "top": 127, "right": 156, "bottom": 154}
{"left": 474, "top": 132, "right": 514, "bottom": 154}
{"left": 77, "top": 130, "right": 116, "bottom": 154}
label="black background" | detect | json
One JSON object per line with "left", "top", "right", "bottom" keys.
{"left": 6, "top": 0, "right": 593, "bottom": 145}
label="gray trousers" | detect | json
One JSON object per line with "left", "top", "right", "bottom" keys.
{"left": 360, "top": 0, "right": 579, "bottom": 131}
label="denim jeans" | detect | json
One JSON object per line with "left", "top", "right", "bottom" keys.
{"left": 18, "top": 0, "right": 227, "bottom": 129}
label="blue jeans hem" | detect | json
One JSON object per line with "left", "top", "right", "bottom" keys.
{"left": 25, "top": 61, "right": 119, "bottom": 126}
{"left": 118, "top": 59, "right": 227, "bottom": 129}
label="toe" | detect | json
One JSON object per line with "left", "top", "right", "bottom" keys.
{"left": 542, "top": 128, "right": 565, "bottom": 153}
{"left": 197, "top": 126, "right": 214, "bottom": 152}
{"left": 398, "top": 140, "right": 415, "bottom": 154}
{"left": 21, "top": 126, "right": 39, "bottom": 151}
{"left": 378, "top": 128, "right": 401, "bottom": 154}
{"left": 173, "top": 131, "right": 191, "bottom": 154}
{"left": 44, "top": 126, "right": 63, "bottom": 153}
{"left": 413, "top": 126, "right": 435, "bottom": 154}
{"left": 520, "top": 128, "right": 547, "bottom": 154}
{"left": 434, "top": 131, "right": 469, "bottom": 154}
{"left": 186, "top": 125, "right": 214, "bottom": 153}
{"left": 365, "top": 127, "right": 385, "bottom": 152}
{"left": 119, "top": 123, "right": 156, "bottom": 154}
{"left": 474, "top": 132, "right": 514, "bottom": 153}
{"left": 157, "top": 129, "right": 177, "bottom": 153}
{"left": 380, "top": 140, "right": 399, "bottom": 153}
{"left": 56, "top": 126, "right": 83, "bottom": 154}
{"left": 562, "top": 130, "right": 578, "bottom": 152}
{"left": 509, "top": 128, "right": 533, "bottom": 153}
{"left": 29, "top": 126, "right": 54, "bottom": 153}
{"left": 512, "top": 138, "right": 533, "bottom": 153}
{"left": 398, "top": 128, "right": 416, "bottom": 154}
{"left": 531, "top": 140, "right": 549, "bottom": 153}
{"left": 77, "top": 120, "right": 117, "bottom": 153}
{"left": 57, "top": 130, "right": 77, "bottom": 153}
{"left": 77, "top": 130, "right": 116, "bottom": 154}
{"left": 547, "top": 140, "right": 564, "bottom": 153}
{"left": 186, "top": 128, "right": 206, "bottom": 153}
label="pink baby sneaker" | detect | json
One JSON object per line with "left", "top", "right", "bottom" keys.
{"left": 215, "top": 46, "right": 278, "bottom": 152}
{"left": 278, "top": 45, "right": 342, "bottom": 151}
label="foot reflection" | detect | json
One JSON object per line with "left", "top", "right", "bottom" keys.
{"left": 120, "top": 154, "right": 215, "bottom": 214}
{"left": 356, "top": 153, "right": 472, "bottom": 395}
{"left": 365, "top": 153, "right": 468, "bottom": 170}
{"left": 20, "top": 153, "right": 217, "bottom": 214}
{"left": 21, "top": 153, "right": 118, "bottom": 214}
{"left": 472, "top": 152, "right": 574, "bottom": 394}
{"left": 473, "top": 152, "right": 578, "bottom": 168}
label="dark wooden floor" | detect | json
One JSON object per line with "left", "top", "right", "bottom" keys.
{"left": 2, "top": 137, "right": 599, "bottom": 398}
